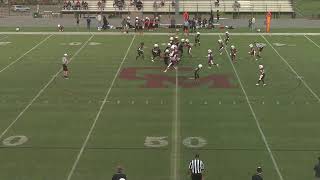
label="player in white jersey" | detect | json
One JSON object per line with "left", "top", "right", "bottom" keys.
{"left": 207, "top": 49, "right": 219, "bottom": 68}
{"left": 256, "top": 64, "right": 266, "bottom": 86}
{"left": 248, "top": 44, "right": 258, "bottom": 61}
{"left": 218, "top": 39, "right": 224, "bottom": 55}
{"left": 62, "top": 53, "right": 69, "bottom": 79}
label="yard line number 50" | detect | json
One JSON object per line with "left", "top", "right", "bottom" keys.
{"left": 144, "top": 136, "right": 207, "bottom": 148}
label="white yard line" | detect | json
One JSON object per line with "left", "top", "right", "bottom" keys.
{"left": 0, "top": 34, "right": 53, "bottom": 73}
{"left": 1, "top": 32, "right": 320, "bottom": 36}
{"left": 0, "top": 34, "right": 94, "bottom": 140}
{"left": 262, "top": 35, "right": 320, "bottom": 102}
{"left": 0, "top": 35, "right": 8, "bottom": 41}
{"left": 171, "top": 67, "right": 180, "bottom": 180}
{"left": 219, "top": 35, "right": 284, "bottom": 180}
{"left": 304, "top": 35, "right": 320, "bottom": 49}
{"left": 66, "top": 35, "right": 136, "bottom": 180}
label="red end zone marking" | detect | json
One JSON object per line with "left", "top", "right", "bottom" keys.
{"left": 119, "top": 67, "right": 237, "bottom": 88}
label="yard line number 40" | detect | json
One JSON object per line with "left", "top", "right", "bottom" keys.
{"left": 144, "top": 136, "right": 207, "bottom": 148}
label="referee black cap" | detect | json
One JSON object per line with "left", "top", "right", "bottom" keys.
{"left": 256, "top": 167, "right": 263, "bottom": 173}
{"left": 195, "top": 154, "right": 200, "bottom": 158}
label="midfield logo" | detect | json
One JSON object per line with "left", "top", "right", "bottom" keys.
{"left": 119, "top": 67, "right": 237, "bottom": 88}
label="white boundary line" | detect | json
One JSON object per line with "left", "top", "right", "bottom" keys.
{"left": 304, "top": 35, "right": 320, "bottom": 49}
{"left": 170, "top": 67, "right": 180, "bottom": 180}
{"left": 0, "top": 34, "right": 94, "bottom": 140}
{"left": 1, "top": 32, "right": 320, "bottom": 36}
{"left": 66, "top": 35, "right": 136, "bottom": 180}
{"left": 261, "top": 35, "right": 320, "bottom": 102}
{"left": 218, "top": 35, "right": 284, "bottom": 180}
{"left": 0, "top": 34, "right": 53, "bottom": 73}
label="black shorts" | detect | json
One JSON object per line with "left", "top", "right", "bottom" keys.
{"left": 63, "top": 64, "right": 68, "bottom": 71}
{"left": 183, "top": 26, "right": 189, "bottom": 31}
{"left": 191, "top": 173, "right": 202, "bottom": 180}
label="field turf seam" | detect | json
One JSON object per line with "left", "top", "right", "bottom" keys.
{"left": 66, "top": 35, "right": 136, "bottom": 180}
{"left": 219, "top": 34, "right": 284, "bottom": 180}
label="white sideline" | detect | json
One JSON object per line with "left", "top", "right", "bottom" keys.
{"left": 170, "top": 67, "right": 180, "bottom": 180}
{"left": 1, "top": 32, "right": 320, "bottom": 36}
{"left": 66, "top": 35, "right": 136, "bottom": 180}
{"left": 262, "top": 35, "right": 320, "bottom": 102}
{"left": 304, "top": 35, "right": 320, "bottom": 49}
{"left": 0, "top": 34, "right": 53, "bottom": 73}
{"left": 219, "top": 35, "right": 284, "bottom": 180}
{"left": 0, "top": 34, "right": 94, "bottom": 140}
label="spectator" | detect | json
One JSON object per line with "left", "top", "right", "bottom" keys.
{"left": 183, "top": 20, "right": 189, "bottom": 35}
{"left": 96, "top": 13, "right": 102, "bottom": 29}
{"left": 248, "top": 17, "right": 252, "bottom": 30}
{"left": 190, "top": 17, "right": 196, "bottom": 32}
{"left": 86, "top": 17, "right": 91, "bottom": 30}
{"left": 160, "top": 0, "right": 164, "bottom": 6}
{"left": 314, "top": 157, "right": 320, "bottom": 180}
{"left": 214, "top": 0, "right": 219, "bottom": 7}
{"left": 112, "top": 166, "right": 127, "bottom": 180}
{"left": 136, "top": 0, "right": 143, "bottom": 10}
{"left": 171, "top": 0, "right": 176, "bottom": 7}
{"left": 216, "top": 10, "right": 220, "bottom": 22}
{"left": 97, "top": 1, "right": 102, "bottom": 10}
{"left": 251, "top": 17, "right": 256, "bottom": 31}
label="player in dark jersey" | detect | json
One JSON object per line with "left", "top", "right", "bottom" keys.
{"left": 194, "top": 64, "right": 203, "bottom": 79}
{"left": 185, "top": 39, "right": 192, "bottom": 56}
{"left": 163, "top": 46, "right": 178, "bottom": 72}
{"left": 224, "top": 31, "right": 230, "bottom": 45}
{"left": 248, "top": 43, "right": 258, "bottom": 61}
{"left": 195, "top": 32, "right": 200, "bottom": 46}
{"left": 230, "top": 45, "right": 237, "bottom": 62}
{"left": 256, "top": 65, "right": 266, "bottom": 86}
{"left": 151, "top": 43, "right": 161, "bottom": 62}
{"left": 207, "top": 49, "right": 219, "bottom": 68}
{"left": 165, "top": 43, "right": 171, "bottom": 51}
{"left": 134, "top": 17, "right": 139, "bottom": 32}
{"left": 136, "top": 42, "right": 144, "bottom": 60}
{"left": 252, "top": 167, "right": 263, "bottom": 180}
{"left": 163, "top": 49, "right": 170, "bottom": 66}
{"left": 174, "top": 36, "right": 180, "bottom": 46}
{"left": 218, "top": 39, "right": 224, "bottom": 55}
{"left": 112, "top": 166, "right": 127, "bottom": 180}
{"left": 178, "top": 39, "right": 185, "bottom": 57}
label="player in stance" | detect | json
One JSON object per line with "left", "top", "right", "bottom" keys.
{"left": 256, "top": 64, "right": 266, "bottom": 86}
{"left": 194, "top": 64, "right": 203, "bottom": 80}
{"left": 151, "top": 43, "right": 161, "bottom": 62}
{"left": 218, "top": 39, "right": 224, "bottom": 55}
{"left": 62, "top": 53, "right": 69, "bottom": 79}
{"left": 230, "top": 45, "right": 237, "bottom": 62}
{"left": 255, "top": 42, "right": 265, "bottom": 58}
{"left": 224, "top": 31, "right": 230, "bottom": 45}
{"left": 136, "top": 42, "right": 145, "bottom": 60}
{"left": 248, "top": 44, "right": 258, "bottom": 61}
{"left": 207, "top": 49, "right": 219, "bottom": 68}
{"left": 185, "top": 39, "right": 192, "bottom": 56}
{"left": 195, "top": 32, "right": 201, "bottom": 46}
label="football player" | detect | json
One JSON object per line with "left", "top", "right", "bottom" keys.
{"left": 256, "top": 64, "right": 266, "bottom": 86}
{"left": 165, "top": 43, "right": 171, "bottom": 51}
{"left": 169, "top": 36, "right": 174, "bottom": 45}
{"left": 151, "top": 44, "right": 161, "bottom": 62}
{"left": 163, "top": 46, "right": 178, "bottom": 72}
{"left": 163, "top": 49, "right": 170, "bottom": 66}
{"left": 224, "top": 31, "right": 230, "bottom": 45}
{"left": 62, "top": 53, "right": 69, "bottom": 79}
{"left": 207, "top": 49, "right": 219, "bottom": 68}
{"left": 194, "top": 64, "right": 203, "bottom": 79}
{"left": 248, "top": 44, "right": 258, "bottom": 61}
{"left": 218, "top": 39, "right": 224, "bottom": 55}
{"left": 174, "top": 36, "right": 179, "bottom": 45}
{"left": 178, "top": 39, "right": 185, "bottom": 57}
{"left": 255, "top": 42, "right": 265, "bottom": 58}
{"left": 195, "top": 32, "right": 201, "bottom": 46}
{"left": 230, "top": 45, "right": 237, "bottom": 62}
{"left": 58, "top": 24, "right": 64, "bottom": 32}
{"left": 136, "top": 42, "right": 144, "bottom": 60}
{"left": 185, "top": 39, "right": 192, "bottom": 56}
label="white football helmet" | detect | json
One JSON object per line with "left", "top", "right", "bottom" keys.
{"left": 135, "top": 16, "right": 139, "bottom": 19}
{"left": 64, "top": 53, "right": 68, "bottom": 57}
{"left": 58, "top": 24, "right": 61, "bottom": 27}
{"left": 208, "top": 49, "right": 212, "bottom": 53}
{"left": 198, "top": 64, "right": 203, "bottom": 68}
{"left": 154, "top": 44, "right": 159, "bottom": 48}
{"left": 181, "top": 39, "right": 185, "bottom": 42}
{"left": 186, "top": 39, "right": 189, "bottom": 43}
{"left": 170, "top": 37, "right": 174, "bottom": 41}
{"left": 197, "top": 32, "right": 200, "bottom": 35}
{"left": 127, "top": 16, "right": 130, "bottom": 19}
{"left": 218, "top": 39, "right": 222, "bottom": 43}
{"left": 249, "top": 44, "right": 253, "bottom": 48}
{"left": 259, "top": 65, "right": 264, "bottom": 69}
{"left": 165, "top": 49, "right": 170, "bottom": 53}
{"left": 226, "top": 31, "right": 229, "bottom": 34}
{"left": 231, "top": 45, "right": 235, "bottom": 49}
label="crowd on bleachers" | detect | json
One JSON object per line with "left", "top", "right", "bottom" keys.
{"left": 63, "top": 0, "right": 88, "bottom": 10}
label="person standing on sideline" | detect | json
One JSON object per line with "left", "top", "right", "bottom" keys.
{"left": 86, "top": 17, "right": 91, "bottom": 31}
{"left": 251, "top": 17, "right": 256, "bottom": 31}
{"left": 188, "top": 154, "right": 205, "bottom": 180}
{"left": 314, "top": 157, "right": 320, "bottom": 180}
{"left": 112, "top": 166, "right": 127, "bottom": 180}
{"left": 252, "top": 167, "right": 263, "bottom": 180}
{"left": 216, "top": 10, "right": 220, "bottom": 22}
{"left": 62, "top": 53, "right": 69, "bottom": 79}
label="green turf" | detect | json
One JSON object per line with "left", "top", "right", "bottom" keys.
{"left": 0, "top": 32, "right": 320, "bottom": 180}
{"left": 294, "top": 0, "right": 320, "bottom": 17}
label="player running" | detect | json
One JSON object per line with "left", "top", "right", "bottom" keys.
{"left": 207, "top": 49, "right": 219, "bottom": 68}
{"left": 194, "top": 64, "right": 203, "bottom": 79}
{"left": 169, "top": 36, "right": 174, "bottom": 45}
{"left": 230, "top": 45, "right": 237, "bottom": 62}
{"left": 195, "top": 32, "right": 201, "bottom": 46}
{"left": 256, "top": 64, "right": 266, "bottom": 86}
{"left": 218, "top": 39, "right": 224, "bottom": 55}
{"left": 185, "top": 39, "right": 192, "bottom": 56}
{"left": 62, "top": 53, "right": 69, "bottom": 79}
{"left": 151, "top": 43, "right": 161, "bottom": 62}
{"left": 178, "top": 39, "right": 185, "bottom": 57}
{"left": 248, "top": 43, "right": 258, "bottom": 61}
{"left": 224, "top": 31, "right": 230, "bottom": 45}
{"left": 136, "top": 42, "right": 145, "bottom": 60}
{"left": 163, "top": 46, "right": 178, "bottom": 72}
{"left": 163, "top": 49, "right": 170, "bottom": 66}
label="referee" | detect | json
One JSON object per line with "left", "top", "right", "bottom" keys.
{"left": 252, "top": 167, "right": 263, "bottom": 180}
{"left": 189, "top": 154, "right": 205, "bottom": 180}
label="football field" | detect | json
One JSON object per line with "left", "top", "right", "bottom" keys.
{"left": 0, "top": 32, "right": 320, "bottom": 180}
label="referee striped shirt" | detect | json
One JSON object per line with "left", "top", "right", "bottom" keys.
{"left": 189, "top": 159, "right": 204, "bottom": 174}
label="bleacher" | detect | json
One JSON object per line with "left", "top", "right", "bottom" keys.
{"left": 61, "top": 0, "right": 294, "bottom": 14}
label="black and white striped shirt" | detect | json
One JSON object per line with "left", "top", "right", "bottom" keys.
{"left": 189, "top": 159, "right": 204, "bottom": 174}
